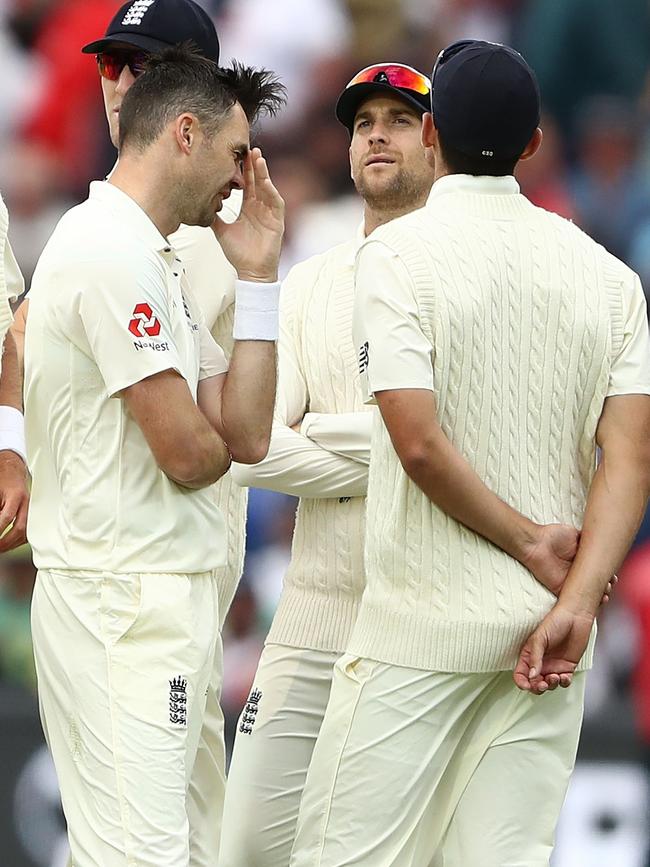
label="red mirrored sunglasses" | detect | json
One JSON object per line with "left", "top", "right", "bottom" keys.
{"left": 345, "top": 63, "right": 431, "bottom": 96}
{"left": 96, "top": 50, "right": 149, "bottom": 81}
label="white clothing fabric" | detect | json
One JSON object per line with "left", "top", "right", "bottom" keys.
{"left": 219, "top": 645, "right": 339, "bottom": 867}
{"left": 350, "top": 174, "right": 650, "bottom": 673}
{"left": 24, "top": 181, "right": 228, "bottom": 574}
{"left": 290, "top": 656, "right": 586, "bottom": 867}
{"left": 231, "top": 233, "right": 374, "bottom": 653}
{"left": 32, "top": 568, "right": 222, "bottom": 866}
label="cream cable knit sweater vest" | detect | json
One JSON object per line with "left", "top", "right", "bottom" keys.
{"left": 350, "top": 181, "right": 629, "bottom": 672}
{"left": 267, "top": 241, "right": 372, "bottom": 652}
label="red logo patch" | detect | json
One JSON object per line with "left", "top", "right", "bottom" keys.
{"left": 128, "top": 302, "right": 161, "bottom": 338}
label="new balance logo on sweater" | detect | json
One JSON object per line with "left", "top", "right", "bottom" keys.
{"left": 122, "top": 0, "right": 155, "bottom": 26}
{"left": 358, "top": 341, "right": 369, "bottom": 375}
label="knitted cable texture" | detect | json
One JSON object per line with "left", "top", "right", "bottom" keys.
{"left": 267, "top": 241, "right": 371, "bottom": 652}
{"left": 349, "top": 189, "right": 619, "bottom": 672}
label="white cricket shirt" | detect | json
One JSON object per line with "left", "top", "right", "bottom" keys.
{"left": 25, "top": 181, "right": 229, "bottom": 573}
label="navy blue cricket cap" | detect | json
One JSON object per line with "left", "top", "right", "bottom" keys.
{"left": 431, "top": 40, "right": 540, "bottom": 160}
{"left": 81, "top": 0, "right": 220, "bottom": 62}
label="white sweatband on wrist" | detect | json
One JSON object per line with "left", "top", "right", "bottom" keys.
{"left": 0, "top": 406, "right": 26, "bottom": 463}
{"left": 233, "top": 280, "right": 280, "bottom": 341}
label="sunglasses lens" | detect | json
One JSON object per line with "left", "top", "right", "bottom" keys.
{"left": 97, "top": 53, "right": 121, "bottom": 81}
{"left": 347, "top": 64, "right": 430, "bottom": 95}
{"left": 96, "top": 51, "right": 148, "bottom": 81}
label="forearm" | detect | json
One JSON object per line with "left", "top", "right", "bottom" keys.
{"left": 219, "top": 340, "right": 276, "bottom": 463}
{"left": 168, "top": 425, "right": 232, "bottom": 490}
{"left": 559, "top": 455, "right": 650, "bottom": 616}
{"left": 0, "top": 331, "right": 23, "bottom": 410}
{"left": 9, "top": 299, "right": 27, "bottom": 380}
{"left": 400, "top": 432, "right": 539, "bottom": 562}
{"left": 300, "top": 411, "right": 373, "bottom": 464}
{"left": 231, "top": 423, "right": 368, "bottom": 498}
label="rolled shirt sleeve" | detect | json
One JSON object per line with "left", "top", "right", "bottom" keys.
{"left": 353, "top": 239, "right": 434, "bottom": 404}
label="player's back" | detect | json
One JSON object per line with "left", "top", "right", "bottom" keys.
{"left": 353, "top": 177, "right": 644, "bottom": 672}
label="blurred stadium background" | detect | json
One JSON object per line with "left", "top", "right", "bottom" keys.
{"left": 1, "top": 0, "right": 650, "bottom": 864}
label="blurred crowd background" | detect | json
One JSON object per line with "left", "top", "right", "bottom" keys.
{"left": 1, "top": 0, "right": 650, "bottom": 864}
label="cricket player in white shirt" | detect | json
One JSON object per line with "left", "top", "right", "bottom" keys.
{"left": 11, "top": 1, "right": 280, "bottom": 861}
{"left": 24, "top": 47, "right": 284, "bottom": 865}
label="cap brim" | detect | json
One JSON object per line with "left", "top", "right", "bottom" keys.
{"left": 335, "top": 82, "right": 430, "bottom": 134}
{"left": 82, "top": 33, "right": 174, "bottom": 54}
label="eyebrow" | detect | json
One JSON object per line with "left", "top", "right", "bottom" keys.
{"left": 354, "top": 106, "right": 419, "bottom": 124}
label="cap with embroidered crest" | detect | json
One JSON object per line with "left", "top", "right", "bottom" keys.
{"left": 81, "top": 0, "right": 219, "bottom": 62}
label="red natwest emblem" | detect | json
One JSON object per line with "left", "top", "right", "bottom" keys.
{"left": 128, "top": 302, "right": 161, "bottom": 338}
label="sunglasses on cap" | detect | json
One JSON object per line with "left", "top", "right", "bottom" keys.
{"left": 96, "top": 49, "right": 149, "bottom": 81}
{"left": 345, "top": 62, "right": 431, "bottom": 96}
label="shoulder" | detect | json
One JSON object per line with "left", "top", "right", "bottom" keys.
{"left": 283, "top": 238, "right": 356, "bottom": 292}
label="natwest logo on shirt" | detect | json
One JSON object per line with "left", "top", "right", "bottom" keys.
{"left": 128, "top": 302, "right": 161, "bottom": 338}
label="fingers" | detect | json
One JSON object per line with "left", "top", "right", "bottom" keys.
{"left": 251, "top": 150, "right": 284, "bottom": 217}
{"left": 513, "top": 642, "right": 539, "bottom": 692}
{"left": 0, "top": 487, "right": 21, "bottom": 537}
{"left": 0, "top": 490, "right": 28, "bottom": 553}
{"left": 241, "top": 147, "right": 257, "bottom": 201}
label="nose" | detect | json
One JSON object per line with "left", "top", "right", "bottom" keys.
{"left": 368, "top": 122, "right": 389, "bottom": 146}
{"left": 115, "top": 65, "right": 136, "bottom": 96}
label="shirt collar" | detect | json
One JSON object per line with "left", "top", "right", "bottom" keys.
{"left": 342, "top": 221, "right": 368, "bottom": 266}
{"left": 427, "top": 173, "right": 520, "bottom": 205}
{"left": 89, "top": 181, "right": 176, "bottom": 263}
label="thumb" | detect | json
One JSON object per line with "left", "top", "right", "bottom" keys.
{"left": 525, "top": 627, "right": 547, "bottom": 680}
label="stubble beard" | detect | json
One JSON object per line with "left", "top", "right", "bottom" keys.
{"left": 355, "top": 166, "right": 424, "bottom": 213}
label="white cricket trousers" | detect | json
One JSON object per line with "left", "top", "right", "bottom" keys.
{"left": 31, "top": 568, "right": 226, "bottom": 867}
{"left": 290, "top": 654, "right": 587, "bottom": 867}
{"left": 219, "top": 644, "right": 339, "bottom": 867}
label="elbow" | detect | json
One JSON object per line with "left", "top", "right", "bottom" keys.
{"left": 229, "top": 432, "right": 271, "bottom": 465}
{"left": 398, "top": 444, "right": 435, "bottom": 481}
{"left": 159, "top": 451, "right": 228, "bottom": 490}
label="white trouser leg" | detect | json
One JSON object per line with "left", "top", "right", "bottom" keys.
{"left": 219, "top": 644, "right": 339, "bottom": 867}
{"left": 187, "top": 632, "right": 227, "bottom": 866}
{"left": 32, "top": 569, "right": 219, "bottom": 867}
{"left": 437, "top": 673, "right": 586, "bottom": 867}
{"left": 290, "top": 655, "right": 586, "bottom": 867}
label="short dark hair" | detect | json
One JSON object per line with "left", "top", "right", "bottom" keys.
{"left": 437, "top": 128, "right": 518, "bottom": 177}
{"left": 118, "top": 44, "right": 285, "bottom": 152}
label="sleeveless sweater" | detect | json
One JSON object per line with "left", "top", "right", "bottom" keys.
{"left": 349, "top": 175, "right": 634, "bottom": 672}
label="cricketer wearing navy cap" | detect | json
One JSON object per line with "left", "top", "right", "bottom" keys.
{"left": 430, "top": 38, "right": 542, "bottom": 169}
{"left": 82, "top": 0, "right": 220, "bottom": 60}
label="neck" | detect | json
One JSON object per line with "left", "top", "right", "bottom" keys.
{"left": 109, "top": 153, "right": 180, "bottom": 239}
{"left": 363, "top": 191, "right": 430, "bottom": 236}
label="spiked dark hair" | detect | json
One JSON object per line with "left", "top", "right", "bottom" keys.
{"left": 118, "top": 43, "right": 286, "bottom": 151}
